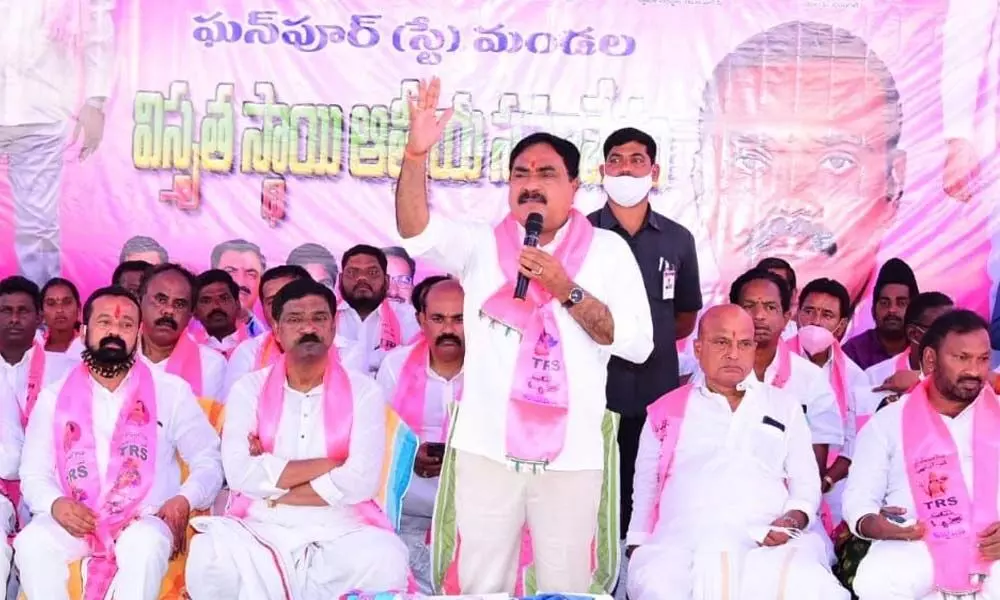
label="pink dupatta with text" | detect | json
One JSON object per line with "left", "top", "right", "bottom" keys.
{"left": 164, "top": 333, "right": 204, "bottom": 396}
{"left": 54, "top": 362, "right": 159, "bottom": 600}
{"left": 480, "top": 211, "right": 594, "bottom": 469}
{"left": 902, "top": 380, "right": 1000, "bottom": 594}
{"left": 389, "top": 339, "right": 463, "bottom": 441}
{"left": 642, "top": 384, "right": 694, "bottom": 534}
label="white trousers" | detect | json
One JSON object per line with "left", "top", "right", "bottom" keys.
{"left": 855, "top": 539, "right": 1000, "bottom": 600}
{"left": 627, "top": 533, "right": 850, "bottom": 600}
{"left": 0, "top": 122, "right": 66, "bottom": 286}
{"left": 13, "top": 513, "right": 172, "bottom": 600}
{"left": 399, "top": 514, "right": 433, "bottom": 594}
{"left": 185, "top": 521, "right": 409, "bottom": 600}
{"left": 453, "top": 450, "right": 603, "bottom": 595}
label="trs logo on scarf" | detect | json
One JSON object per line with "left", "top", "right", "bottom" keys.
{"left": 924, "top": 471, "right": 949, "bottom": 498}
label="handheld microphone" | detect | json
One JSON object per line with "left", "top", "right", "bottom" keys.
{"left": 514, "top": 212, "right": 544, "bottom": 300}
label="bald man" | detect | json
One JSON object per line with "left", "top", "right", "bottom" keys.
{"left": 376, "top": 278, "right": 465, "bottom": 592}
{"left": 626, "top": 305, "right": 849, "bottom": 600}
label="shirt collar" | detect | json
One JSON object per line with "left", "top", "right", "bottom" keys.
{"left": 595, "top": 202, "right": 663, "bottom": 233}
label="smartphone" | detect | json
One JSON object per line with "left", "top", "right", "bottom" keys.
{"left": 425, "top": 442, "right": 446, "bottom": 459}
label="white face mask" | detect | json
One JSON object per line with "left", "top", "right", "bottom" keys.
{"left": 603, "top": 174, "right": 653, "bottom": 208}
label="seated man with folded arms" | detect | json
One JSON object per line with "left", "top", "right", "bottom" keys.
{"left": 186, "top": 279, "right": 409, "bottom": 600}
{"left": 627, "top": 304, "right": 849, "bottom": 600}
{"left": 14, "top": 286, "right": 224, "bottom": 600}
{"left": 845, "top": 310, "right": 1000, "bottom": 599}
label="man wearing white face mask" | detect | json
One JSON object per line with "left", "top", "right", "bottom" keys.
{"left": 587, "top": 127, "right": 703, "bottom": 539}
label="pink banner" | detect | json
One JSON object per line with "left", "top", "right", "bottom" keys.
{"left": 0, "top": 0, "right": 996, "bottom": 332}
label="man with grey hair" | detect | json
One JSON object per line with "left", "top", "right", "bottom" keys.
{"left": 286, "top": 243, "right": 338, "bottom": 290}
{"left": 211, "top": 239, "right": 267, "bottom": 337}
{"left": 692, "top": 20, "right": 906, "bottom": 308}
{"left": 119, "top": 235, "right": 169, "bottom": 265}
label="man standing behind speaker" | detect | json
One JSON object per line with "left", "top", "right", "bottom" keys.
{"left": 395, "top": 77, "right": 653, "bottom": 594}
{"left": 587, "top": 127, "right": 703, "bottom": 536}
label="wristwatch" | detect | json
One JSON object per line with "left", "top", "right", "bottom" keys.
{"left": 562, "top": 286, "right": 585, "bottom": 309}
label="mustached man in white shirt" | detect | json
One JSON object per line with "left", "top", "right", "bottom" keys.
{"left": 192, "top": 269, "right": 244, "bottom": 359}
{"left": 0, "top": 0, "right": 113, "bottom": 285}
{"left": 377, "top": 276, "right": 464, "bottom": 592}
{"left": 14, "top": 286, "right": 224, "bottom": 600}
{"left": 627, "top": 304, "right": 849, "bottom": 600}
{"left": 137, "top": 264, "right": 227, "bottom": 401}
{"left": 395, "top": 77, "right": 653, "bottom": 594}
{"left": 336, "top": 245, "right": 420, "bottom": 376}
{"left": 186, "top": 279, "right": 410, "bottom": 600}
{"left": 844, "top": 309, "right": 1000, "bottom": 599}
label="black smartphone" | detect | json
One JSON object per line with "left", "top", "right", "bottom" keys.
{"left": 425, "top": 442, "right": 446, "bottom": 459}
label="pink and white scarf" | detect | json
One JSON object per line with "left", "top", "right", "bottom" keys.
{"left": 0, "top": 342, "right": 47, "bottom": 534}
{"left": 190, "top": 321, "right": 249, "bottom": 360}
{"left": 54, "top": 362, "right": 158, "bottom": 600}
{"left": 902, "top": 379, "right": 1000, "bottom": 594}
{"left": 336, "top": 302, "right": 402, "bottom": 353}
{"left": 641, "top": 383, "right": 694, "bottom": 534}
{"left": 254, "top": 333, "right": 282, "bottom": 370}
{"left": 389, "top": 339, "right": 463, "bottom": 440}
{"left": 769, "top": 339, "right": 793, "bottom": 390}
{"left": 164, "top": 333, "right": 204, "bottom": 396}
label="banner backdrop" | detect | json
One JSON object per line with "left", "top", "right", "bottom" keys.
{"left": 0, "top": 0, "right": 997, "bottom": 333}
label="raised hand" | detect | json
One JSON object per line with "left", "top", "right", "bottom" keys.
{"left": 405, "top": 77, "right": 454, "bottom": 157}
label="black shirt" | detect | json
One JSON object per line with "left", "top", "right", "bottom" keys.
{"left": 588, "top": 204, "right": 703, "bottom": 416}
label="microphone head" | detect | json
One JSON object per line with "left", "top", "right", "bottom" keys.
{"left": 525, "top": 212, "right": 544, "bottom": 235}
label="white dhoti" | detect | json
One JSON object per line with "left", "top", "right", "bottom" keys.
{"left": 13, "top": 513, "right": 172, "bottom": 600}
{"left": 186, "top": 506, "right": 409, "bottom": 600}
{"left": 399, "top": 514, "right": 433, "bottom": 594}
{"left": 627, "top": 531, "right": 849, "bottom": 600}
{"left": 854, "top": 538, "right": 1000, "bottom": 600}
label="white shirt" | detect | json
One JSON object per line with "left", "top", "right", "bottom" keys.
{"left": 336, "top": 302, "right": 420, "bottom": 377}
{"left": 376, "top": 342, "right": 463, "bottom": 518}
{"left": 0, "top": 345, "right": 80, "bottom": 415}
{"left": 20, "top": 366, "right": 224, "bottom": 515}
{"left": 402, "top": 213, "right": 654, "bottom": 471}
{"left": 843, "top": 391, "right": 1000, "bottom": 537}
{"left": 0, "top": 0, "right": 115, "bottom": 125}
{"left": 864, "top": 353, "right": 915, "bottom": 413}
{"left": 222, "top": 365, "right": 386, "bottom": 527}
{"left": 626, "top": 378, "right": 820, "bottom": 547}
{"left": 815, "top": 352, "right": 870, "bottom": 460}
{"left": 224, "top": 335, "right": 269, "bottom": 397}
{"left": 201, "top": 330, "right": 243, "bottom": 358}
{"left": 140, "top": 338, "right": 227, "bottom": 401}
{"left": 0, "top": 379, "right": 23, "bottom": 479}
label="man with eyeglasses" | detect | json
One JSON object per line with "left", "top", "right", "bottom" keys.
{"left": 383, "top": 246, "right": 417, "bottom": 305}
{"left": 337, "top": 245, "right": 420, "bottom": 376}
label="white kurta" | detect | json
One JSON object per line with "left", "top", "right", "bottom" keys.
{"left": 864, "top": 353, "right": 917, "bottom": 412}
{"left": 843, "top": 391, "right": 1000, "bottom": 599}
{"left": 200, "top": 330, "right": 244, "bottom": 358}
{"left": 0, "top": 378, "right": 19, "bottom": 592}
{"left": 0, "top": 344, "right": 80, "bottom": 416}
{"left": 336, "top": 302, "right": 420, "bottom": 377}
{"left": 626, "top": 379, "right": 848, "bottom": 600}
{"left": 14, "top": 366, "right": 223, "bottom": 600}
{"left": 186, "top": 364, "right": 409, "bottom": 600}
{"left": 224, "top": 335, "right": 268, "bottom": 397}
{"left": 141, "top": 337, "right": 228, "bottom": 401}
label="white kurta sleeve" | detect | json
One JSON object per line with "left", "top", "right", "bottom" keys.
{"left": 600, "top": 233, "right": 654, "bottom": 364}
{"left": 221, "top": 375, "right": 289, "bottom": 499}
{"left": 398, "top": 211, "right": 484, "bottom": 279}
{"left": 200, "top": 348, "right": 227, "bottom": 401}
{"left": 625, "top": 420, "right": 659, "bottom": 547}
{"left": 83, "top": 0, "right": 115, "bottom": 101}
{"left": 223, "top": 340, "right": 256, "bottom": 399}
{"left": 19, "top": 387, "right": 62, "bottom": 515}
{"left": 841, "top": 391, "right": 858, "bottom": 461}
{"left": 782, "top": 403, "right": 822, "bottom": 521}
{"left": 941, "top": 0, "right": 997, "bottom": 140}
{"left": 843, "top": 414, "right": 894, "bottom": 537}
{"left": 167, "top": 380, "right": 224, "bottom": 510}
{"left": 375, "top": 355, "right": 400, "bottom": 401}
{"left": 804, "top": 372, "right": 845, "bottom": 446}
{"left": 309, "top": 378, "right": 387, "bottom": 505}
{"left": 0, "top": 381, "right": 23, "bottom": 479}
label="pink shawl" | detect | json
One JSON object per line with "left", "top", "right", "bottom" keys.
{"left": 164, "top": 333, "right": 204, "bottom": 396}
{"left": 389, "top": 339, "right": 463, "bottom": 440}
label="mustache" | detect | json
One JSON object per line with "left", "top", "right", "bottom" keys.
{"left": 297, "top": 333, "right": 321, "bottom": 345}
{"left": 154, "top": 316, "right": 178, "bottom": 330}
{"left": 745, "top": 211, "right": 838, "bottom": 259}
{"left": 435, "top": 334, "right": 462, "bottom": 347}
{"left": 238, "top": 286, "right": 251, "bottom": 296}
{"left": 99, "top": 335, "right": 126, "bottom": 349}
{"left": 517, "top": 190, "right": 547, "bottom": 205}
{"left": 958, "top": 377, "right": 984, "bottom": 386}
{"left": 207, "top": 309, "right": 227, "bottom": 320}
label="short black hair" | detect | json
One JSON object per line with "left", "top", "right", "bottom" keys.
{"left": 756, "top": 257, "right": 798, "bottom": 292}
{"left": 603, "top": 127, "right": 657, "bottom": 163}
{"left": 918, "top": 309, "right": 988, "bottom": 358}
{"left": 138, "top": 263, "right": 198, "bottom": 304}
{"left": 287, "top": 243, "right": 339, "bottom": 281}
{"left": 41, "top": 277, "right": 81, "bottom": 306}
{"left": 112, "top": 260, "right": 153, "bottom": 287}
{"left": 83, "top": 286, "right": 141, "bottom": 323}
{"left": 341, "top": 244, "right": 388, "bottom": 273}
{"left": 903, "top": 291, "right": 954, "bottom": 328}
{"left": 729, "top": 268, "right": 792, "bottom": 313}
{"left": 196, "top": 269, "right": 239, "bottom": 301}
{"left": 509, "top": 132, "right": 581, "bottom": 180}
{"left": 271, "top": 278, "right": 337, "bottom": 321}
{"left": 211, "top": 239, "right": 266, "bottom": 270}
{"left": 119, "top": 235, "right": 168, "bottom": 264}
{"left": 259, "top": 265, "right": 311, "bottom": 298}
{"left": 0, "top": 276, "right": 41, "bottom": 311}
{"left": 799, "top": 278, "right": 851, "bottom": 321}
{"left": 412, "top": 275, "right": 452, "bottom": 313}
{"left": 382, "top": 246, "right": 416, "bottom": 276}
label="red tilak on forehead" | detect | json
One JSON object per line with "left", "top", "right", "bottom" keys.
{"left": 114, "top": 303, "right": 121, "bottom": 318}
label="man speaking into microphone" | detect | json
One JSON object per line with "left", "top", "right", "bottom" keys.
{"left": 395, "top": 77, "right": 653, "bottom": 595}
